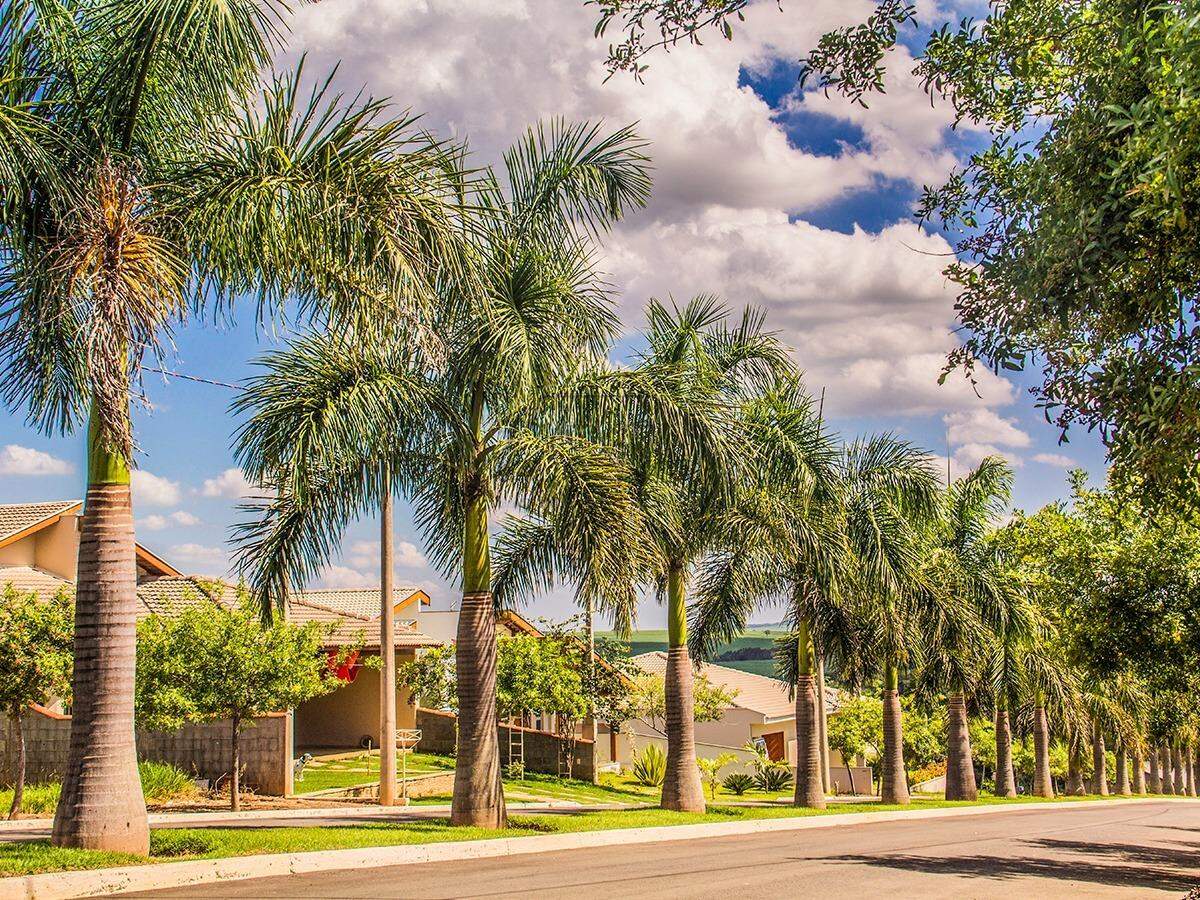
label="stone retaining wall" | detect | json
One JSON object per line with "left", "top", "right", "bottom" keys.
{"left": 0, "top": 705, "right": 292, "bottom": 796}
{"left": 416, "top": 708, "right": 596, "bottom": 781}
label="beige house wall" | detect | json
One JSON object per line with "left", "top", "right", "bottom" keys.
{"left": 0, "top": 513, "right": 79, "bottom": 577}
{"left": 32, "top": 516, "right": 79, "bottom": 579}
{"left": 295, "top": 648, "right": 417, "bottom": 749}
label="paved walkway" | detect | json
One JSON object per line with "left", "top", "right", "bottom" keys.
{"left": 0, "top": 802, "right": 641, "bottom": 843}
{"left": 119, "top": 800, "right": 1200, "bottom": 899}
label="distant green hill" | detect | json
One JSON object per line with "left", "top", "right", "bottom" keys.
{"left": 600, "top": 627, "right": 788, "bottom": 678}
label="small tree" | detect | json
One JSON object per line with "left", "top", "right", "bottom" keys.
{"left": 827, "top": 697, "right": 882, "bottom": 796}
{"left": 627, "top": 673, "right": 736, "bottom": 737}
{"left": 137, "top": 595, "right": 350, "bottom": 810}
{"left": 0, "top": 586, "right": 73, "bottom": 819}
{"left": 697, "top": 752, "right": 738, "bottom": 800}
{"left": 397, "top": 645, "right": 458, "bottom": 713}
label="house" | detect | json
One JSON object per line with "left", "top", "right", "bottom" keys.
{"left": 628, "top": 651, "right": 871, "bottom": 791}
{"left": 0, "top": 500, "right": 181, "bottom": 597}
{"left": 0, "top": 500, "right": 444, "bottom": 795}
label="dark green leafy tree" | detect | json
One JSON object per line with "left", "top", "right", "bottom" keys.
{"left": 0, "top": 0, "right": 463, "bottom": 852}
{"left": 0, "top": 585, "right": 73, "bottom": 819}
{"left": 590, "top": 0, "right": 1200, "bottom": 500}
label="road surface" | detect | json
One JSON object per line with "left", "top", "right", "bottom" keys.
{"left": 119, "top": 800, "right": 1200, "bottom": 899}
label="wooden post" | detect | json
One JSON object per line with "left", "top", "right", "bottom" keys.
{"left": 379, "top": 470, "right": 398, "bottom": 806}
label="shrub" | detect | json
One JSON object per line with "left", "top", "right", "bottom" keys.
{"left": 721, "top": 772, "right": 755, "bottom": 795}
{"left": 138, "top": 761, "right": 199, "bottom": 804}
{"left": 631, "top": 744, "right": 666, "bottom": 786}
{"left": 909, "top": 759, "right": 947, "bottom": 787}
{"left": 150, "top": 830, "right": 219, "bottom": 857}
{"left": 754, "top": 764, "right": 793, "bottom": 793}
{"left": 505, "top": 760, "right": 526, "bottom": 781}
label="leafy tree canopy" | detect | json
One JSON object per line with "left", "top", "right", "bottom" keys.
{"left": 590, "top": 0, "right": 1200, "bottom": 500}
{"left": 0, "top": 585, "right": 73, "bottom": 717}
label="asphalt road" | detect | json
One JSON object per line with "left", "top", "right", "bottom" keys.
{"left": 118, "top": 800, "right": 1200, "bottom": 899}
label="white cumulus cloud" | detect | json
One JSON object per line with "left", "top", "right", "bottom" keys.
{"left": 131, "top": 470, "right": 181, "bottom": 507}
{"left": 200, "top": 468, "right": 256, "bottom": 499}
{"left": 0, "top": 444, "right": 72, "bottom": 476}
{"left": 1032, "top": 452, "right": 1075, "bottom": 468}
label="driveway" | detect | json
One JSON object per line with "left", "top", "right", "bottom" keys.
{"left": 118, "top": 800, "right": 1200, "bottom": 899}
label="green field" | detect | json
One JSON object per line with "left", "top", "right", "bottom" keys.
{"left": 604, "top": 626, "right": 787, "bottom": 677}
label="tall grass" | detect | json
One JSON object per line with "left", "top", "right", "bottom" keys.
{"left": 1, "top": 761, "right": 197, "bottom": 815}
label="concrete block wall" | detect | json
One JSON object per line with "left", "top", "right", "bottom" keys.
{"left": 416, "top": 707, "right": 596, "bottom": 781}
{"left": 1, "top": 705, "right": 70, "bottom": 783}
{"left": 138, "top": 713, "right": 291, "bottom": 796}
{"left": 1, "top": 705, "right": 292, "bottom": 797}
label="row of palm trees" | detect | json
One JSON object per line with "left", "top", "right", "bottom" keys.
{"left": 2, "top": 0, "right": 1192, "bottom": 854}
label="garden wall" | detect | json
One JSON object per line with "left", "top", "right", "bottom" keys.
{"left": 416, "top": 707, "right": 596, "bottom": 781}
{"left": 0, "top": 705, "right": 292, "bottom": 796}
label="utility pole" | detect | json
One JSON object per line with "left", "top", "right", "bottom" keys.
{"left": 379, "top": 465, "right": 398, "bottom": 806}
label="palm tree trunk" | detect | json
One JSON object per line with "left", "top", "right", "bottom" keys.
{"left": 945, "top": 690, "right": 978, "bottom": 801}
{"left": 230, "top": 717, "right": 241, "bottom": 812}
{"left": 52, "top": 421, "right": 149, "bottom": 853}
{"left": 379, "top": 471, "right": 397, "bottom": 807}
{"left": 816, "top": 655, "right": 831, "bottom": 793}
{"left": 1066, "top": 744, "right": 1085, "bottom": 796}
{"left": 880, "top": 661, "right": 908, "bottom": 805}
{"left": 1149, "top": 744, "right": 1161, "bottom": 793}
{"left": 1133, "top": 749, "right": 1146, "bottom": 795}
{"left": 450, "top": 489, "right": 506, "bottom": 829}
{"left": 1162, "top": 744, "right": 1173, "bottom": 794}
{"left": 792, "top": 618, "right": 825, "bottom": 809}
{"left": 660, "top": 562, "right": 705, "bottom": 813}
{"left": 7, "top": 712, "right": 24, "bottom": 820}
{"left": 1115, "top": 744, "right": 1131, "bottom": 796}
{"left": 1032, "top": 700, "right": 1054, "bottom": 798}
{"left": 994, "top": 705, "right": 1016, "bottom": 798}
{"left": 1172, "top": 745, "right": 1185, "bottom": 795}
{"left": 1189, "top": 745, "right": 1198, "bottom": 798}
{"left": 1090, "top": 723, "right": 1108, "bottom": 795}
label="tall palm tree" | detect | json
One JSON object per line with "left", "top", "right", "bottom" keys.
{"left": 920, "top": 457, "right": 1014, "bottom": 802}
{"left": 842, "top": 438, "right": 941, "bottom": 805}
{"left": 0, "top": 0, "right": 462, "bottom": 852}
{"left": 688, "top": 374, "right": 843, "bottom": 809}
{"left": 233, "top": 120, "right": 668, "bottom": 829}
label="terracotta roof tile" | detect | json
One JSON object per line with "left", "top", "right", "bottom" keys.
{"left": 0, "top": 565, "right": 71, "bottom": 600}
{"left": 295, "top": 587, "right": 427, "bottom": 620}
{"left": 0, "top": 501, "right": 79, "bottom": 543}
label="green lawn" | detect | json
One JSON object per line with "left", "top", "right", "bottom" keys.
{"left": 0, "top": 793, "right": 1149, "bottom": 878}
{"left": 294, "top": 751, "right": 455, "bottom": 795}
{"left": 605, "top": 628, "right": 786, "bottom": 676}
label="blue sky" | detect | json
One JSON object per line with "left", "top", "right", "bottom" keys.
{"left": 0, "top": 0, "right": 1108, "bottom": 627}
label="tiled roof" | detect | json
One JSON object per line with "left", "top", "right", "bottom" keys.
{"left": 287, "top": 596, "right": 442, "bottom": 650}
{"left": 631, "top": 651, "right": 842, "bottom": 720}
{"left": 296, "top": 587, "right": 427, "bottom": 620}
{"left": 136, "top": 576, "right": 238, "bottom": 618}
{"left": 0, "top": 565, "right": 71, "bottom": 600}
{"left": 0, "top": 501, "right": 79, "bottom": 543}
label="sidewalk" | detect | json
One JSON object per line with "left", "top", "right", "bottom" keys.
{"left": 0, "top": 800, "right": 646, "bottom": 843}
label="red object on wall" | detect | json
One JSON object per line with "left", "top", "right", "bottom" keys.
{"left": 327, "top": 649, "right": 361, "bottom": 683}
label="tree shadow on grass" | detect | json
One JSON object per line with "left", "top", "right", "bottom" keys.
{"left": 825, "top": 838, "right": 1200, "bottom": 893}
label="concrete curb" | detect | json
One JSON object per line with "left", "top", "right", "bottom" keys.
{"left": 3, "top": 798, "right": 1194, "bottom": 900}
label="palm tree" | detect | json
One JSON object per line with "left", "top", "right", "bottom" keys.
{"left": 688, "top": 375, "right": 843, "bottom": 809}
{"left": 233, "top": 120, "right": 663, "bottom": 829}
{"left": 0, "top": 0, "right": 462, "bottom": 852}
{"left": 843, "top": 438, "right": 941, "bottom": 804}
{"left": 920, "top": 457, "right": 1014, "bottom": 802}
